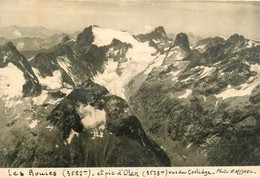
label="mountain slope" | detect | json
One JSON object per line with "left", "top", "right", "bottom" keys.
{"left": 0, "top": 42, "right": 41, "bottom": 98}
{"left": 128, "top": 33, "right": 260, "bottom": 166}
{"left": 1, "top": 25, "right": 259, "bottom": 167}
{"left": 0, "top": 79, "right": 170, "bottom": 167}
{"left": 0, "top": 27, "right": 171, "bottom": 167}
{"left": 29, "top": 25, "right": 168, "bottom": 100}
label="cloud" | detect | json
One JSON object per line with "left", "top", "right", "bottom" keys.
{"left": 0, "top": 0, "right": 259, "bottom": 40}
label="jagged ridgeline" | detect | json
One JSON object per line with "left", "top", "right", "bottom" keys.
{"left": 0, "top": 25, "right": 259, "bottom": 167}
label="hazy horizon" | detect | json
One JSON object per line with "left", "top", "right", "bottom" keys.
{"left": 0, "top": 0, "right": 259, "bottom": 40}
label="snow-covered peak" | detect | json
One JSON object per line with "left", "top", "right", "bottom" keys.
{"left": 93, "top": 27, "right": 157, "bottom": 99}
{"left": 93, "top": 27, "right": 143, "bottom": 47}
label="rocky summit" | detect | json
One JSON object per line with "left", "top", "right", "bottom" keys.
{"left": 0, "top": 25, "right": 259, "bottom": 167}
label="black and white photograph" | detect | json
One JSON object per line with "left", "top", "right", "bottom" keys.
{"left": 0, "top": 0, "right": 259, "bottom": 171}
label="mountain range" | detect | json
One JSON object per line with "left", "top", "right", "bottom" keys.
{"left": 0, "top": 25, "right": 259, "bottom": 167}
{"left": 0, "top": 26, "right": 78, "bottom": 59}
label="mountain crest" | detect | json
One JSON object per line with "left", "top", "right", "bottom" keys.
{"left": 152, "top": 26, "right": 166, "bottom": 37}
{"left": 62, "top": 36, "right": 70, "bottom": 43}
{"left": 0, "top": 42, "right": 42, "bottom": 97}
{"left": 76, "top": 25, "right": 95, "bottom": 46}
{"left": 2, "top": 42, "right": 19, "bottom": 54}
{"left": 173, "top": 32, "right": 190, "bottom": 52}
{"left": 227, "top": 34, "right": 245, "bottom": 44}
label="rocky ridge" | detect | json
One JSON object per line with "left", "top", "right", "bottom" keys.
{"left": 128, "top": 32, "right": 260, "bottom": 166}
{"left": 0, "top": 26, "right": 172, "bottom": 167}
{"left": 0, "top": 25, "right": 259, "bottom": 167}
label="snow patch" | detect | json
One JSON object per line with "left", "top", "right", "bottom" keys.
{"left": 32, "top": 90, "right": 48, "bottom": 105}
{"left": 15, "top": 113, "right": 20, "bottom": 119}
{"left": 200, "top": 67, "right": 215, "bottom": 78}
{"left": 160, "top": 146, "right": 167, "bottom": 151}
{"left": 33, "top": 68, "right": 62, "bottom": 90}
{"left": 170, "top": 70, "right": 182, "bottom": 78}
{"left": 143, "top": 55, "right": 165, "bottom": 75}
{"left": 78, "top": 104, "right": 106, "bottom": 128}
{"left": 0, "top": 63, "right": 26, "bottom": 99}
{"left": 57, "top": 56, "right": 76, "bottom": 83}
{"left": 169, "top": 60, "right": 189, "bottom": 82}
{"left": 46, "top": 125, "right": 53, "bottom": 131}
{"left": 246, "top": 40, "right": 259, "bottom": 48}
{"left": 67, "top": 129, "right": 79, "bottom": 144}
{"left": 215, "top": 64, "right": 260, "bottom": 100}
{"left": 91, "top": 131, "right": 104, "bottom": 139}
{"left": 91, "top": 124, "right": 105, "bottom": 139}
{"left": 178, "top": 89, "right": 192, "bottom": 99}
{"left": 187, "top": 143, "right": 192, "bottom": 149}
{"left": 60, "top": 88, "right": 73, "bottom": 95}
{"left": 29, "top": 120, "right": 38, "bottom": 129}
{"left": 4, "top": 98, "right": 23, "bottom": 109}
{"left": 194, "top": 44, "right": 207, "bottom": 52}
{"left": 3, "top": 55, "right": 8, "bottom": 63}
{"left": 182, "top": 76, "right": 192, "bottom": 82}
{"left": 48, "top": 98, "right": 62, "bottom": 105}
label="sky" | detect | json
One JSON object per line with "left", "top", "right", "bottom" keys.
{"left": 0, "top": 0, "right": 259, "bottom": 40}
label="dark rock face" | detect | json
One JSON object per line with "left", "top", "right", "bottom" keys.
{"left": 0, "top": 42, "right": 41, "bottom": 96}
{"left": 250, "top": 85, "right": 260, "bottom": 104}
{"left": 62, "top": 36, "right": 70, "bottom": 43}
{"left": 227, "top": 34, "right": 245, "bottom": 45}
{"left": 0, "top": 79, "right": 170, "bottom": 167}
{"left": 102, "top": 38, "right": 133, "bottom": 75}
{"left": 134, "top": 26, "right": 173, "bottom": 54}
{"left": 195, "top": 37, "right": 225, "bottom": 52}
{"left": 30, "top": 30, "right": 107, "bottom": 87}
{"left": 106, "top": 38, "right": 132, "bottom": 62}
{"left": 75, "top": 26, "right": 95, "bottom": 47}
{"left": 173, "top": 33, "right": 190, "bottom": 52}
{"left": 30, "top": 52, "right": 59, "bottom": 77}
{"left": 135, "top": 26, "right": 167, "bottom": 42}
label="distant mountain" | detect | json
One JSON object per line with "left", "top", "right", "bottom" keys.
{"left": 0, "top": 25, "right": 60, "bottom": 39}
{"left": 10, "top": 33, "right": 69, "bottom": 50}
{"left": 134, "top": 26, "right": 173, "bottom": 54}
{"left": 168, "top": 32, "right": 203, "bottom": 46}
{"left": 0, "top": 37, "right": 6, "bottom": 46}
{"left": 0, "top": 26, "right": 74, "bottom": 59}
{"left": 0, "top": 33, "right": 71, "bottom": 59}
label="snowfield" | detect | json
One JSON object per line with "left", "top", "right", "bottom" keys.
{"left": 0, "top": 63, "right": 26, "bottom": 99}
{"left": 32, "top": 90, "right": 48, "bottom": 105}
{"left": 215, "top": 63, "right": 260, "bottom": 100}
{"left": 93, "top": 27, "right": 157, "bottom": 99}
{"left": 77, "top": 104, "right": 106, "bottom": 129}
{"left": 178, "top": 89, "right": 192, "bottom": 99}
{"left": 33, "top": 67, "right": 62, "bottom": 90}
